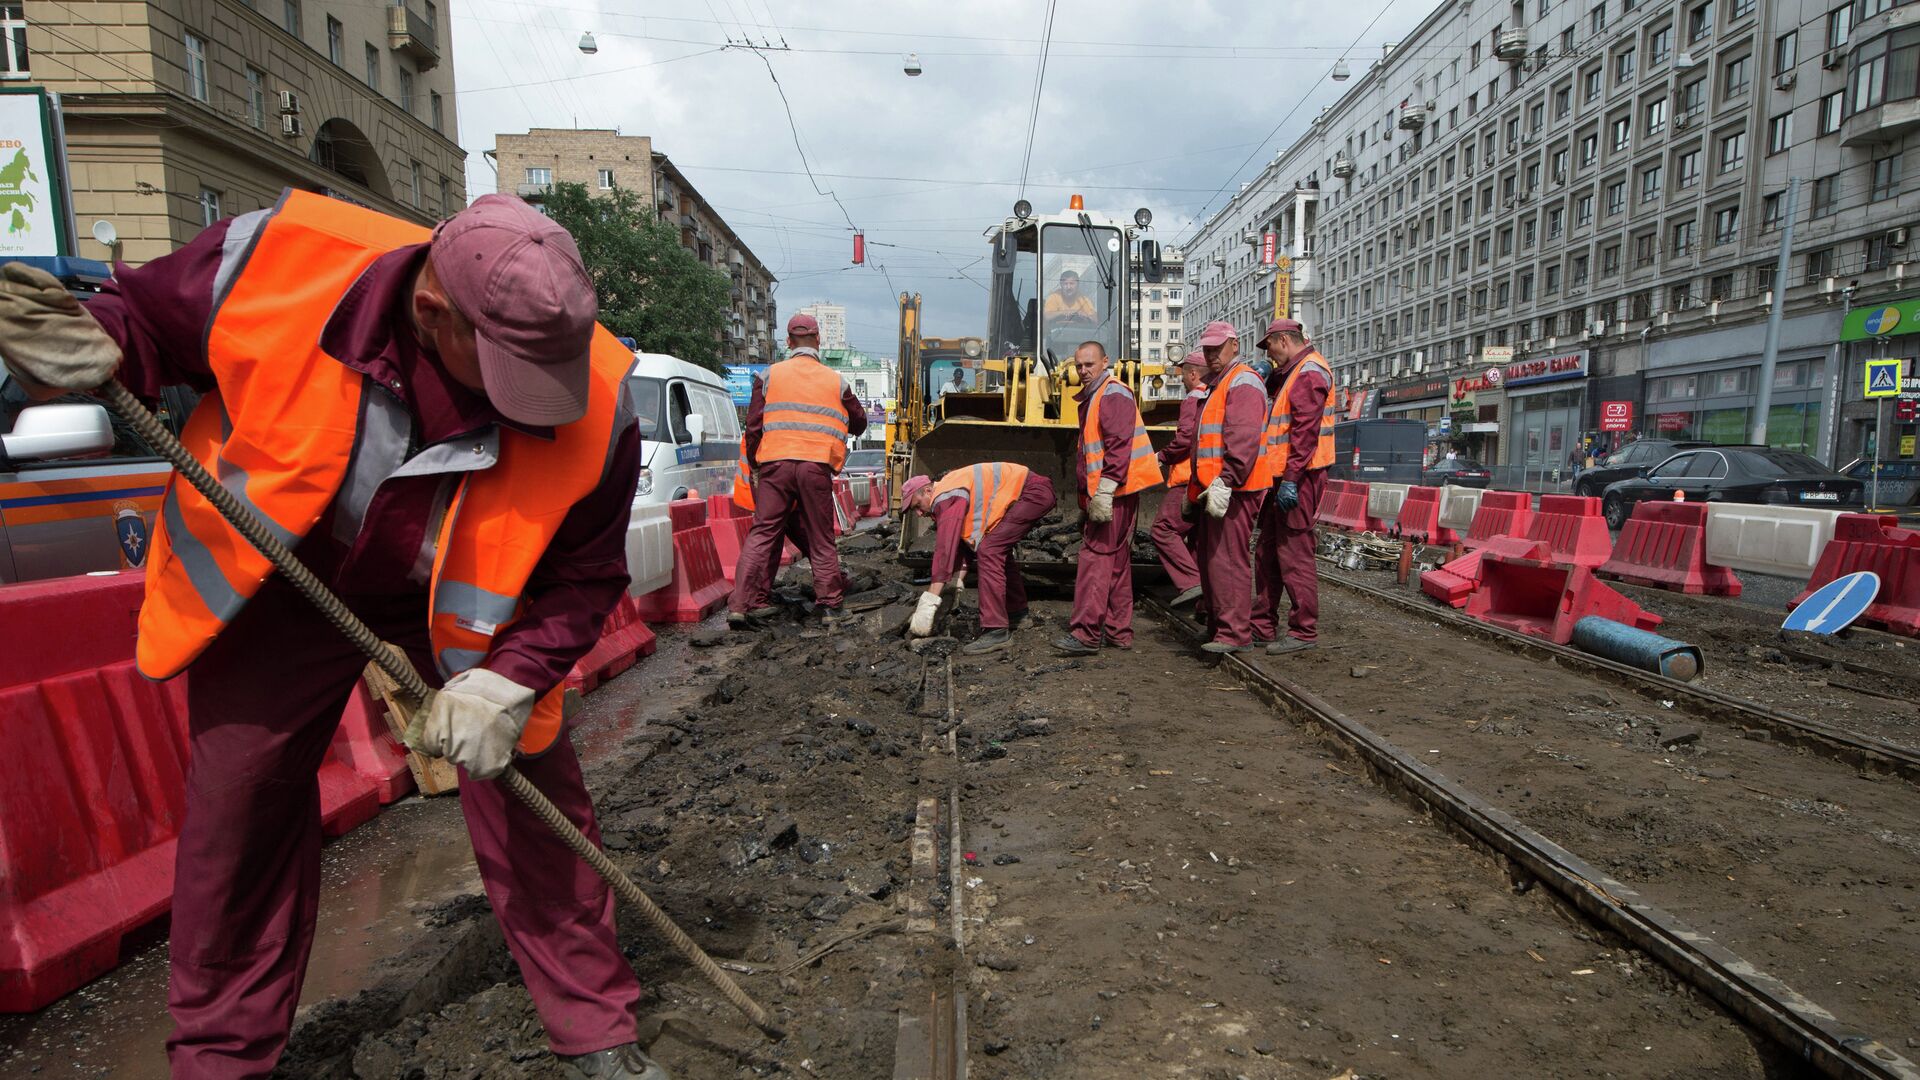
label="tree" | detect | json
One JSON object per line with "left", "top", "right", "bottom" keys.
{"left": 540, "top": 181, "right": 734, "bottom": 371}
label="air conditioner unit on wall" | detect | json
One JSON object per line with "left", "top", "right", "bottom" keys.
{"left": 281, "top": 114, "right": 303, "bottom": 138}
{"left": 278, "top": 90, "right": 300, "bottom": 115}
{"left": 1775, "top": 72, "right": 1797, "bottom": 91}
{"left": 1823, "top": 49, "right": 1846, "bottom": 69}
{"left": 1889, "top": 226, "right": 1910, "bottom": 248}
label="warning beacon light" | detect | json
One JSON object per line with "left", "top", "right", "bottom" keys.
{"left": 1068, "top": 194, "right": 1085, "bottom": 211}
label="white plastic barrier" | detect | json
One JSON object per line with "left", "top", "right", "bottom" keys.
{"left": 1436, "top": 486, "right": 1487, "bottom": 534}
{"left": 625, "top": 500, "right": 675, "bottom": 597}
{"left": 1703, "top": 504, "right": 1846, "bottom": 579}
{"left": 848, "top": 476, "right": 872, "bottom": 511}
{"left": 1366, "top": 483, "right": 1411, "bottom": 526}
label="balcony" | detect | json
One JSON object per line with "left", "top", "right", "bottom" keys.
{"left": 1495, "top": 29, "right": 1529, "bottom": 61}
{"left": 1397, "top": 103, "right": 1429, "bottom": 130}
{"left": 516, "top": 182, "right": 550, "bottom": 198}
{"left": 388, "top": 6, "right": 440, "bottom": 71}
{"left": 1843, "top": 97, "right": 1920, "bottom": 146}
{"left": 1332, "top": 154, "right": 1356, "bottom": 179}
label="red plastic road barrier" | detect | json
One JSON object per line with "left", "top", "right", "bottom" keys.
{"left": 1522, "top": 494, "right": 1614, "bottom": 568}
{"left": 668, "top": 497, "right": 708, "bottom": 534}
{"left": 1322, "top": 481, "right": 1382, "bottom": 532}
{"left": 329, "top": 683, "right": 415, "bottom": 805}
{"left": 1419, "top": 538, "right": 1551, "bottom": 607}
{"left": 1464, "top": 554, "right": 1662, "bottom": 644}
{"left": 1789, "top": 513, "right": 1920, "bottom": 637}
{"left": 1393, "top": 486, "right": 1458, "bottom": 546}
{"left": 867, "top": 476, "right": 889, "bottom": 517}
{"left": 1463, "top": 491, "right": 1535, "bottom": 549}
{"left": 1315, "top": 480, "right": 1348, "bottom": 526}
{"left": 707, "top": 493, "right": 745, "bottom": 521}
{"left": 565, "top": 592, "right": 658, "bottom": 696}
{"left": 710, "top": 513, "right": 752, "bottom": 584}
{"left": 1598, "top": 501, "right": 1742, "bottom": 597}
{"left": 634, "top": 516, "right": 729, "bottom": 624}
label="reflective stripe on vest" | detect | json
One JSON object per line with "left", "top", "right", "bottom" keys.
{"left": 136, "top": 188, "right": 634, "bottom": 759}
{"left": 1188, "top": 364, "right": 1273, "bottom": 497}
{"left": 760, "top": 357, "right": 849, "bottom": 470}
{"left": 929, "top": 461, "right": 1031, "bottom": 548}
{"left": 1263, "top": 352, "right": 1336, "bottom": 477}
{"left": 1078, "top": 376, "right": 1164, "bottom": 497}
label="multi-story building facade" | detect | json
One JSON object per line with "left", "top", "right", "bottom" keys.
{"left": 1130, "top": 248, "right": 1188, "bottom": 360}
{"left": 1189, "top": 0, "right": 1920, "bottom": 477}
{"left": 24, "top": 0, "right": 463, "bottom": 264}
{"left": 492, "top": 129, "right": 776, "bottom": 366}
{"left": 796, "top": 302, "right": 849, "bottom": 350}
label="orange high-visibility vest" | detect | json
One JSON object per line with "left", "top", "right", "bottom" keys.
{"left": 929, "top": 461, "right": 1031, "bottom": 547}
{"left": 759, "top": 354, "right": 850, "bottom": 470}
{"left": 137, "top": 190, "right": 634, "bottom": 758}
{"left": 1188, "top": 362, "right": 1274, "bottom": 499}
{"left": 730, "top": 435, "right": 754, "bottom": 511}
{"left": 1166, "top": 391, "right": 1202, "bottom": 488}
{"left": 1263, "top": 350, "right": 1336, "bottom": 477}
{"left": 1078, "top": 375, "right": 1163, "bottom": 497}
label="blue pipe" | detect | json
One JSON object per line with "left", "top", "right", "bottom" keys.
{"left": 1570, "top": 616, "right": 1704, "bottom": 682}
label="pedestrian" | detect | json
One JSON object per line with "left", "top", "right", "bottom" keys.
{"left": 900, "top": 463, "right": 1056, "bottom": 654}
{"left": 728, "top": 314, "right": 867, "bottom": 628}
{"left": 1445, "top": 446, "right": 1458, "bottom": 462}
{"left": 1250, "top": 318, "right": 1335, "bottom": 655}
{"left": 1188, "top": 321, "right": 1273, "bottom": 653}
{"left": 1151, "top": 349, "right": 1208, "bottom": 607}
{"left": 1055, "top": 341, "right": 1163, "bottom": 654}
{"left": 0, "top": 193, "right": 667, "bottom": 1078}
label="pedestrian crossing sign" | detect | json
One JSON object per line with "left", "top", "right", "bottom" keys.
{"left": 1865, "top": 358, "right": 1902, "bottom": 398}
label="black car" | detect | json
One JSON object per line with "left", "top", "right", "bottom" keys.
{"left": 1572, "top": 439, "right": 1711, "bottom": 497}
{"left": 1840, "top": 457, "right": 1920, "bottom": 507}
{"left": 1600, "top": 445, "right": 1864, "bottom": 529}
{"left": 1421, "top": 456, "right": 1492, "bottom": 488}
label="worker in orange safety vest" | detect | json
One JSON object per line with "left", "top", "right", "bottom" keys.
{"left": 1055, "top": 341, "right": 1163, "bottom": 654}
{"left": 1251, "top": 317, "right": 1335, "bottom": 654}
{"left": 1187, "top": 320, "right": 1273, "bottom": 653}
{"left": 899, "top": 462, "right": 1056, "bottom": 655}
{"left": 1149, "top": 348, "right": 1208, "bottom": 606}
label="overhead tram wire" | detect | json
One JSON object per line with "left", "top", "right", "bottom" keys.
{"left": 1015, "top": 0, "right": 1060, "bottom": 203}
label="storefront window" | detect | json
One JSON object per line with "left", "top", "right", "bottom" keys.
{"left": 1701, "top": 407, "right": 1749, "bottom": 443}
{"left": 1768, "top": 401, "right": 1822, "bottom": 453}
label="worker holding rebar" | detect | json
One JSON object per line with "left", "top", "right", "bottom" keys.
{"left": 728, "top": 313, "right": 867, "bottom": 629}
{"left": 1150, "top": 349, "right": 1207, "bottom": 607}
{"left": 1188, "top": 321, "right": 1273, "bottom": 654}
{"left": 0, "top": 194, "right": 668, "bottom": 1078}
{"left": 1055, "top": 341, "right": 1163, "bottom": 654}
{"left": 899, "top": 463, "right": 1056, "bottom": 654}
{"left": 1250, "top": 317, "right": 1335, "bottom": 654}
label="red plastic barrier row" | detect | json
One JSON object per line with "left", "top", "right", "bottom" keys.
{"left": 1321, "top": 480, "right": 1382, "bottom": 532}
{"left": 1419, "top": 538, "right": 1551, "bottom": 607}
{"left": 1463, "top": 552, "right": 1662, "bottom": 644}
{"left": 1393, "top": 485, "right": 1459, "bottom": 546}
{"left": 1790, "top": 513, "right": 1920, "bottom": 637}
{"left": 867, "top": 476, "right": 889, "bottom": 518}
{"left": 1315, "top": 480, "right": 1349, "bottom": 526}
{"left": 565, "top": 592, "right": 658, "bottom": 695}
{"left": 633, "top": 498, "right": 729, "bottom": 623}
{"left": 1523, "top": 494, "right": 1614, "bottom": 568}
{"left": 1463, "top": 491, "right": 1534, "bottom": 549}
{"left": 1598, "top": 501, "right": 1742, "bottom": 597}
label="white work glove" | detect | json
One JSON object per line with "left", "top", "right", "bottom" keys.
{"left": 0, "top": 263, "right": 122, "bottom": 395}
{"left": 1088, "top": 476, "right": 1118, "bottom": 523}
{"left": 907, "top": 590, "right": 942, "bottom": 637}
{"left": 415, "top": 668, "right": 537, "bottom": 780}
{"left": 1204, "top": 478, "right": 1232, "bottom": 519}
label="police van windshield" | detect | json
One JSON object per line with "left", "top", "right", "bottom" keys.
{"left": 626, "top": 376, "right": 667, "bottom": 441}
{"left": 1040, "top": 223, "right": 1122, "bottom": 365}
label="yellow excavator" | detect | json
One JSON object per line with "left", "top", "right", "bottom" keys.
{"left": 886, "top": 196, "right": 1184, "bottom": 545}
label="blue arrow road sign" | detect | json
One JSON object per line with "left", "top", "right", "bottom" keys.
{"left": 1783, "top": 571, "right": 1881, "bottom": 634}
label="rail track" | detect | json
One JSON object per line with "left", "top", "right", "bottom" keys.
{"left": 1141, "top": 593, "right": 1920, "bottom": 1080}
{"left": 893, "top": 655, "right": 969, "bottom": 1080}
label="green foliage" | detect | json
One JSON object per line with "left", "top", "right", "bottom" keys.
{"left": 541, "top": 181, "right": 733, "bottom": 371}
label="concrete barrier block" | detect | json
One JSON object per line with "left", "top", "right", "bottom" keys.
{"left": 625, "top": 501, "right": 675, "bottom": 597}
{"left": 1366, "top": 483, "right": 1411, "bottom": 526}
{"left": 1703, "top": 504, "right": 1846, "bottom": 579}
{"left": 1437, "top": 486, "right": 1486, "bottom": 534}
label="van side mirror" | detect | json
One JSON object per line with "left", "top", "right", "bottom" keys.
{"left": 684, "top": 413, "right": 706, "bottom": 444}
{"left": 1, "top": 402, "right": 115, "bottom": 461}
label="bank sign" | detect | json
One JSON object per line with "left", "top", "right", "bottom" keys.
{"left": 1844, "top": 300, "right": 1920, "bottom": 340}
{"left": 1501, "top": 350, "right": 1587, "bottom": 387}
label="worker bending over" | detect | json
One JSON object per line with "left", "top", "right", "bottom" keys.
{"left": 1055, "top": 342, "right": 1162, "bottom": 654}
{"left": 1189, "top": 321, "right": 1273, "bottom": 654}
{"left": 729, "top": 313, "right": 867, "bottom": 628}
{"left": 0, "top": 194, "right": 666, "bottom": 1078}
{"left": 1251, "top": 318, "right": 1335, "bottom": 654}
{"left": 1150, "top": 349, "right": 1207, "bottom": 607}
{"left": 900, "top": 463, "right": 1056, "bottom": 654}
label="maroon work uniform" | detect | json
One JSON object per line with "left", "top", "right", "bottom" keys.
{"left": 84, "top": 217, "right": 646, "bottom": 1074}
{"left": 929, "top": 473, "right": 1056, "bottom": 630}
{"left": 728, "top": 365, "right": 867, "bottom": 614}
{"left": 1251, "top": 346, "right": 1332, "bottom": 644}
{"left": 1192, "top": 365, "right": 1270, "bottom": 647}
{"left": 1068, "top": 379, "right": 1144, "bottom": 648}
{"left": 1150, "top": 389, "right": 1204, "bottom": 593}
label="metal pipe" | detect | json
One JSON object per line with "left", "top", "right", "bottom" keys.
{"left": 1569, "top": 615, "right": 1703, "bottom": 681}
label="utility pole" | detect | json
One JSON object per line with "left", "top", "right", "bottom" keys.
{"left": 1751, "top": 177, "right": 1800, "bottom": 446}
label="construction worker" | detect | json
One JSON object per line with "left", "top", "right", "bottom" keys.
{"left": 0, "top": 194, "right": 666, "bottom": 1078}
{"left": 729, "top": 314, "right": 867, "bottom": 628}
{"left": 1044, "top": 268, "right": 1097, "bottom": 325}
{"left": 899, "top": 463, "right": 1056, "bottom": 654}
{"left": 1250, "top": 318, "right": 1335, "bottom": 654}
{"left": 1150, "top": 349, "right": 1207, "bottom": 606}
{"left": 1055, "top": 341, "right": 1163, "bottom": 654}
{"left": 1189, "top": 320, "right": 1273, "bottom": 654}
{"left": 728, "top": 436, "right": 812, "bottom": 615}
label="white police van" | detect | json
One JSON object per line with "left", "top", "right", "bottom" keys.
{"left": 628, "top": 352, "right": 742, "bottom": 507}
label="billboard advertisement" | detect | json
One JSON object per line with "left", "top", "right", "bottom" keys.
{"left": 0, "top": 87, "right": 67, "bottom": 259}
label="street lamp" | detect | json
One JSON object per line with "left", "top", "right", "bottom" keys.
{"left": 1331, "top": 58, "right": 1351, "bottom": 81}
{"left": 578, "top": 31, "right": 598, "bottom": 55}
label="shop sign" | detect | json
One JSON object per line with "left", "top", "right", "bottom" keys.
{"left": 1655, "top": 411, "right": 1691, "bottom": 432}
{"left": 0, "top": 87, "right": 69, "bottom": 258}
{"left": 1260, "top": 232, "right": 1276, "bottom": 266}
{"left": 1904, "top": 435, "right": 1917, "bottom": 457}
{"left": 1450, "top": 382, "right": 1477, "bottom": 415}
{"left": 1455, "top": 370, "right": 1499, "bottom": 395}
{"left": 1481, "top": 346, "right": 1513, "bottom": 368}
{"left": 1843, "top": 299, "right": 1920, "bottom": 340}
{"left": 1503, "top": 350, "right": 1588, "bottom": 387}
{"left": 1600, "top": 400, "right": 1634, "bottom": 431}
{"left": 1382, "top": 376, "right": 1450, "bottom": 404}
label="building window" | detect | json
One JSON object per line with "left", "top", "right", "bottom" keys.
{"left": 1688, "top": 1, "right": 1712, "bottom": 42}
{"left": 1762, "top": 190, "right": 1783, "bottom": 228}
{"left": 182, "top": 31, "right": 209, "bottom": 101}
{"left": 430, "top": 91, "right": 443, "bottom": 132}
{"left": 282, "top": 0, "right": 299, "bottom": 36}
{"left": 1812, "top": 173, "right": 1838, "bottom": 215}
{"left": 1577, "top": 192, "right": 1595, "bottom": 224}
{"left": 397, "top": 67, "right": 414, "bottom": 113}
{"left": 1555, "top": 85, "right": 1572, "bottom": 118}
{"left": 1678, "top": 149, "right": 1701, "bottom": 187}
{"left": 1578, "top": 134, "right": 1597, "bottom": 166}
{"left": 1651, "top": 24, "right": 1673, "bottom": 65}
{"left": 1496, "top": 281, "right": 1512, "bottom": 308}
{"left": 1640, "top": 163, "right": 1663, "bottom": 202}
{"left": 1723, "top": 53, "right": 1750, "bottom": 98}
{"left": 1523, "top": 217, "right": 1538, "bottom": 247}
{"left": 409, "top": 159, "right": 422, "bottom": 208}
{"left": 1671, "top": 219, "right": 1695, "bottom": 255}
{"left": 1805, "top": 247, "right": 1833, "bottom": 283}
{"left": 1828, "top": 4, "right": 1852, "bottom": 49}
{"left": 1768, "top": 111, "right": 1792, "bottom": 153}
{"left": 1611, "top": 116, "right": 1631, "bottom": 150}
{"left": 327, "top": 16, "right": 343, "bottom": 65}
{"left": 1849, "top": 29, "right": 1920, "bottom": 115}
{"left": 1710, "top": 272, "right": 1733, "bottom": 299}
{"left": 1669, "top": 282, "right": 1692, "bottom": 311}
{"left": 199, "top": 187, "right": 222, "bottom": 227}
{"left": 424, "top": 0, "right": 438, "bottom": 39}
{"left": 1820, "top": 90, "right": 1844, "bottom": 133}
{"left": 1646, "top": 98, "right": 1667, "bottom": 134}
{"left": 1546, "top": 264, "right": 1562, "bottom": 294}
{"left": 439, "top": 175, "right": 451, "bottom": 214}
{"left": 597, "top": 167, "right": 615, "bottom": 190}
{"left": 1573, "top": 253, "right": 1590, "bottom": 283}
{"left": 1584, "top": 66, "right": 1603, "bottom": 100}
{"left": 1872, "top": 154, "right": 1902, "bottom": 200}
{"left": 365, "top": 43, "right": 379, "bottom": 89}
{"left": 1679, "top": 78, "right": 1705, "bottom": 118}
{"left": 1635, "top": 232, "right": 1657, "bottom": 265}
{"left": 1728, "top": 0, "right": 1752, "bottom": 20}
{"left": 1606, "top": 179, "right": 1625, "bottom": 214}
{"left": 1520, "top": 272, "right": 1535, "bottom": 302}
{"left": 1713, "top": 205, "right": 1739, "bottom": 243}
{"left": 1591, "top": 4, "right": 1606, "bottom": 33}
{"left": 1548, "top": 207, "right": 1564, "bottom": 237}
{"left": 1774, "top": 30, "right": 1797, "bottom": 72}
{"left": 525, "top": 167, "right": 552, "bottom": 186}
{"left": 1615, "top": 47, "right": 1636, "bottom": 83}
{"left": 245, "top": 66, "right": 267, "bottom": 127}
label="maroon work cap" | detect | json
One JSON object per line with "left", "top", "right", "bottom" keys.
{"left": 1256, "top": 317, "right": 1305, "bottom": 347}
{"left": 1196, "top": 320, "right": 1238, "bottom": 347}
{"left": 787, "top": 313, "right": 820, "bottom": 337}
{"left": 430, "top": 194, "right": 597, "bottom": 427}
{"left": 899, "top": 474, "right": 933, "bottom": 508}
{"left": 1178, "top": 348, "right": 1207, "bottom": 369}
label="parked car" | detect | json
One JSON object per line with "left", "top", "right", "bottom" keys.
{"left": 1329, "top": 418, "right": 1427, "bottom": 484}
{"left": 1840, "top": 457, "right": 1920, "bottom": 507}
{"left": 627, "top": 352, "right": 743, "bottom": 506}
{"left": 842, "top": 448, "right": 887, "bottom": 481}
{"left": 1421, "top": 456, "right": 1492, "bottom": 488}
{"left": 1572, "top": 438, "right": 1711, "bottom": 497}
{"left": 1599, "top": 445, "right": 1864, "bottom": 529}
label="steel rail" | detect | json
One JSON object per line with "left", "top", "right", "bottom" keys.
{"left": 1144, "top": 595, "right": 1920, "bottom": 1080}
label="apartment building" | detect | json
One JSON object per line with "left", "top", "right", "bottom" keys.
{"left": 1188, "top": 0, "right": 1920, "bottom": 472}
{"left": 1130, "top": 247, "right": 1188, "bottom": 361}
{"left": 23, "top": 0, "right": 463, "bottom": 264}
{"left": 796, "top": 302, "right": 849, "bottom": 350}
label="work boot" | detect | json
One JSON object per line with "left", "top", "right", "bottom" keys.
{"left": 817, "top": 606, "right": 854, "bottom": 628}
{"left": 1052, "top": 634, "right": 1099, "bottom": 656}
{"left": 558, "top": 1043, "right": 671, "bottom": 1080}
{"left": 1267, "top": 637, "right": 1317, "bottom": 655}
{"left": 725, "top": 610, "right": 754, "bottom": 630}
{"left": 963, "top": 628, "right": 1012, "bottom": 655}
{"left": 1201, "top": 638, "right": 1253, "bottom": 654}
{"left": 1170, "top": 585, "right": 1204, "bottom": 607}
{"left": 1007, "top": 609, "right": 1029, "bottom": 629}
{"left": 748, "top": 605, "right": 780, "bottom": 620}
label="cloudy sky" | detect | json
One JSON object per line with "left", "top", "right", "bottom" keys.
{"left": 449, "top": 0, "right": 1426, "bottom": 355}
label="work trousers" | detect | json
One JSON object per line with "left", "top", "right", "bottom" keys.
{"left": 1149, "top": 487, "right": 1200, "bottom": 593}
{"left": 970, "top": 474, "right": 1055, "bottom": 630}
{"left": 1068, "top": 493, "right": 1139, "bottom": 647}
{"left": 1195, "top": 490, "right": 1265, "bottom": 646}
{"left": 1251, "top": 469, "right": 1329, "bottom": 643}
{"left": 729, "top": 459, "right": 845, "bottom": 614}
{"left": 731, "top": 511, "right": 811, "bottom": 612}
{"left": 166, "top": 579, "right": 638, "bottom": 1078}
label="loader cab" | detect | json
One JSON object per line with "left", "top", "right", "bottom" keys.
{"left": 987, "top": 206, "right": 1129, "bottom": 370}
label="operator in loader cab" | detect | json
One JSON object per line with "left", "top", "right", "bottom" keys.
{"left": 1044, "top": 268, "right": 1097, "bottom": 325}
{"left": 0, "top": 194, "right": 666, "bottom": 1079}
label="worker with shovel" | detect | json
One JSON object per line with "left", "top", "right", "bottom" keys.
{"left": 0, "top": 193, "right": 666, "bottom": 1079}
{"left": 899, "top": 463, "right": 1056, "bottom": 654}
